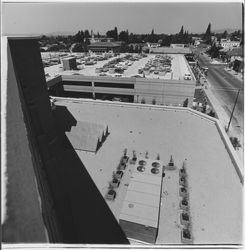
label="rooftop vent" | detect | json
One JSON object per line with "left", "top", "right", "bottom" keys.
{"left": 151, "top": 168, "right": 160, "bottom": 174}
{"left": 179, "top": 176, "right": 188, "bottom": 187}
{"left": 180, "top": 198, "right": 189, "bottom": 210}
{"left": 115, "top": 170, "right": 124, "bottom": 179}
{"left": 137, "top": 166, "right": 146, "bottom": 172}
{"left": 152, "top": 162, "right": 160, "bottom": 168}
{"left": 181, "top": 212, "right": 190, "bottom": 225}
{"left": 181, "top": 228, "right": 193, "bottom": 244}
{"left": 105, "top": 190, "right": 117, "bottom": 201}
{"left": 179, "top": 187, "right": 188, "bottom": 197}
{"left": 138, "top": 160, "right": 146, "bottom": 166}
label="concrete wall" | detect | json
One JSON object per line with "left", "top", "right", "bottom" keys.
{"left": 4, "top": 37, "right": 129, "bottom": 244}
{"left": 2, "top": 37, "right": 48, "bottom": 243}
{"left": 47, "top": 75, "right": 196, "bottom": 106}
{"left": 119, "top": 220, "right": 157, "bottom": 244}
{"left": 135, "top": 78, "right": 195, "bottom": 105}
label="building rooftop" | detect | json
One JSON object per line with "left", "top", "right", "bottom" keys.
{"left": 88, "top": 42, "right": 121, "bottom": 48}
{"left": 53, "top": 98, "right": 243, "bottom": 244}
{"left": 45, "top": 53, "right": 194, "bottom": 81}
{"left": 148, "top": 47, "right": 192, "bottom": 54}
{"left": 227, "top": 47, "right": 243, "bottom": 57}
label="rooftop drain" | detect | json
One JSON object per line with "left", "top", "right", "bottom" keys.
{"left": 128, "top": 203, "right": 134, "bottom": 208}
{"left": 137, "top": 166, "right": 146, "bottom": 172}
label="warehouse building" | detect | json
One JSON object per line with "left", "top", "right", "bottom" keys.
{"left": 88, "top": 42, "right": 121, "bottom": 53}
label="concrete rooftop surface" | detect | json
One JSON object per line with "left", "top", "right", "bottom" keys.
{"left": 44, "top": 53, "right": 193, "bottom": 81}
{"left": 54, "top": 98, "right": 243, "bottom": 245}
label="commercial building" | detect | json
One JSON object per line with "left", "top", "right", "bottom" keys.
{"left": 220, "top": 39, "right": 241, "bottom": 49}
{"left": 48, "top": 74, "right": 195, "bottom": 106}
{"left": 88, "top": 42, "right": 121, "bottom": 53}
{"left": 46, "top": 53, "right": 196, "bottom": 106}
{"left": 54, "top": 98, "right": 243, "bottom": 245}
{"left": 170, "top": 44, "right": 189, "bottom": 48}
{"left": 2, "top": 36, "right": 243, "bottom": 245}
{"left": 148, "top": 46, "right": 192, "bottom": 54}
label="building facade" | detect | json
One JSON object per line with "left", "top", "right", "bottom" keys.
{"left": 47, "top": 74, "right": 196, "bottom": 106}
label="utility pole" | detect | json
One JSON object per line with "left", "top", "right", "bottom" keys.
{"left": 226, "top": 88, "right": 240, "bottom": 132}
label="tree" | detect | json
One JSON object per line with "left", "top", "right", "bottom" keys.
{"left": 204, "top": 23, "right": 212, "bottom": 44}
{"left": 114, "top": 27, "right": 118, "bottom": 41}
{"left": 129, "top": 45, "right": 134, "bottom": 53}
{"left": 70, "top": 43, "right": 83, "bottom": 52}
{"left": 134, "top": 45, "right": 139, "bottom": 53}
{"left": 207, "top": 44, "right": 221, "bottom": 58}
{"left": 84, "top": 30, "right": 90, "bottom": 38}
{"left": 183, "top": 98, "right": 189, "bottom": 107}
{"left": 205, "top": 23, "right": 211, "bottom": 37}
{"left": 119, "top": 30, "right": 129, "bottom": 43}
{"left": 221, "top": 30, "right": 228, "bottom": 38}
{"left": 161, "top": 35, "right": 171, "bottom": 46}
{"left": 138, "top": 46, "right": 142, "bottom": 54}
{"left": 179, "top": 25, "right": 184, "bottom": 36}
{"left": 106, "top": 28, "right": 118, "bottom": 41}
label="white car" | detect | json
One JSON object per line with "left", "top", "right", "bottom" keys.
{"left": 184, "top": 73, "right": 192, "bottom": 80}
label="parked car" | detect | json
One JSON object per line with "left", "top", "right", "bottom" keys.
{"left": 184, "top": 73, "right": 192, "bottom": 80}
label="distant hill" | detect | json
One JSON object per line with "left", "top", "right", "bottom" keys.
{"left": 212, "top": 28, "right": 241, "bottom": 34}
{"left": 43, "top": 31, "right": 75, "bottom": 36}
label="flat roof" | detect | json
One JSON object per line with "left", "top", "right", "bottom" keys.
{"left": 54, "top": 98, "right": 243, "bottom": 244}
{"left": 88, "top": 42, "right": 121, "bottom": 47}
{"left": 119, "top": 158, "right": 163, "bottom": 228}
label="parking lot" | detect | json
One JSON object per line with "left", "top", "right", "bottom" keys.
{"left": 44, "top": 52, "right": 194, "bottom": 82}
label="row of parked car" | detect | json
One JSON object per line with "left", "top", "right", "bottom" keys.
{"left": 95, "top": 53, "right": 147, "bottom": 77}
{"left": 139, "top": 55, "right": 173, "bottom": 76}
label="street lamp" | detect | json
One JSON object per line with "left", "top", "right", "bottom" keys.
{"left": 226, "top": 88, "right": 241, "bottom": 132}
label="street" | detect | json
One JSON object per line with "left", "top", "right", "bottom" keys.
{"left": 195, "top": 50, "right": 244, "bottom": 134}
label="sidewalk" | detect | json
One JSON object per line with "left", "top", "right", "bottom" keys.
{"left": 204, "top": 86, "right": 244, "bottom": 163}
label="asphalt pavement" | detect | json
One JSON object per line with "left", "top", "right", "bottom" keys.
{"left": 193, "top": 50, "right": 244, "bottom": 162}
{"left": 198, "top": 54, "right": 243, "bottom": 129}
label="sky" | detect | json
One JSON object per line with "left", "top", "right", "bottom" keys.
{"left": 2, "top": 1, "right": 243, "bottom": 36}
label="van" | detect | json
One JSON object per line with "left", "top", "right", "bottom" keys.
{"left": 184, "top": 73, "right": 192, "bottom": 80}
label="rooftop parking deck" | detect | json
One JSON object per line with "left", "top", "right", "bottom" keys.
{"left": 54, "top": 98, "right": 243, "bottom": 245}
{"left": 44, "top": 53, "right": 195, "bottom": 82}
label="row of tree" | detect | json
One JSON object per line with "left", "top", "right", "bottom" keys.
{"left": 39, "top": 24, "right": 243, "bottom": 52}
